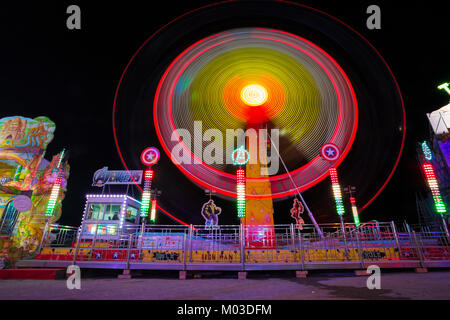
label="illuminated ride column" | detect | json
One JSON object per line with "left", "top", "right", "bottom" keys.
{"left": 45, "top": 149, "right": 67, "bottom": 218}
{"left": 231, "top": 146, "right": 250, "bottom": 250}
{"left": 139, "top": 147, "right": 160, "bottom": 223}
{"left": 232, "top": 146, "right": 248, "bottom": 221}
{"left": 344, "top": 185, "right": 360, "bottom": 227}
{"left": 321, "top": 143, "right": 347, "bottom": 235}
{"left": 240, "top": 84, "right": 276, "bottom": 249}
{"left": 140, "top": 169, "right": 154, "bottom": 220}
{"left": 43, "top": 149, "right": 67, "bottom": 252}
{"left": 349, "top": 196, "right": 360, "bottom": 227}
{"left": 237, "top": 167, "right": 246, "bottom": 218}
{"left": 420, "top": 141, "right": 448, "bottom": 236}
{"left": 329, "top": 168, "right": 346, "bottom": 232}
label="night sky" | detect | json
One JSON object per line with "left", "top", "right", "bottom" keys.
{"left": 2, "top": 1, "right": 449, "bottom": 227}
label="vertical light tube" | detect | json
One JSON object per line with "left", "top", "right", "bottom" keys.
{"left": 350, "top": 196, "right": 360, "bottom": 226}
{"left": 236, "top": 168, "right": 246, "bottom": 218}
{"left": 150, "top": 199, "right": 157, "bottom": 222}
{"left": 45, "top": 149, "right": 65, "bottom": 217}
{"left": 140, "top": 169, "right": 153, "bottom": 218}
{"left": 329, "top": 168, "right": 345, "bottom": 216}
{"left": 422, "top": 164, "right": 447, "bottom": 214}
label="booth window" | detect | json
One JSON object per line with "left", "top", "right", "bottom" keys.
{"left": 87, "top": 203, "right": 104, "bottom": 220}
{"left": 84, "top": 224, "right": 117, "bottom": 235}
{"left": 125, "top": 206, "right": 138, "bottom": 223}
{"left": 84, "top": 224, "right": 96, "bottom": 235}
{"left": 106, "top": 224, "right": 117, "bottom": 235}
{"left": 104, "top": 204, "right": 121, "bottom": 220}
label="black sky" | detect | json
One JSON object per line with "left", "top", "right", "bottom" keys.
{"left": 1, "top": 0, "right": 449, "bottom": 227}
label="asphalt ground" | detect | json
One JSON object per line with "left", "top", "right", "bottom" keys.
{"left": 0, "top": 269, "right": 449, "bottom": 300}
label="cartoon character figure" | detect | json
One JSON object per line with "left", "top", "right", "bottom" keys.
{"left": 201, "top": 199, "right": 221, "bottom": 230}
{"left": 290, "top": 198, "right": 305, "bottom": 230}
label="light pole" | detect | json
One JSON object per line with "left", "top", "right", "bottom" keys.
{"left": 231, "top": 146, "right": 249, "bottom": 224}
{"left": 344, "top": 185, "right": 360, "bottom": 227}
{"left": 150, "top": 188, "right": 162, "bottom": 223}
{"left": 329, "top": 168, "right": 346, "bottom": 236}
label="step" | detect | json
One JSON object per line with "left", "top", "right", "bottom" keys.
{"left": 0, "top": 268, "right": 66, "bottom": 280}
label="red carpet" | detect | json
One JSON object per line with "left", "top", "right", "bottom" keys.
{"left": 0, "top": 269, "right": 66, "bottom": 280}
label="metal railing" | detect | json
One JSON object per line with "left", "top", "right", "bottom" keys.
{"left": 34, "top": 221, "right": 450, "bottom": 268}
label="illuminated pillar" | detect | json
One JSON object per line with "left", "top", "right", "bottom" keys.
{"left": 243, "top": 124, "right": 276, "bottom": 248}
{"left": 140, "top": 169, "right": 153, "bottom": 218}
{"left": 45, "top": 149, "right": 65, "bottom": 217}
{"left": 329, "top": 168, "right": 346, "bottom": 233}
{"left": 150, "top": 199, "right": 157, "bottom": 223}
{"left": 350, "top": 196, "right": 360, "bottom": 227}
{"left": 236, "top": 168, "right": 246, "bottom": 218}
{"left": 329, "top": 168, "right": 345, "bottom": 215}
{"left": 420, "top": 140, "right": 448, "bottom": 237}
{"left": 140, "top": 147, "right": 160, "bottom": 224}
{"left": 422, "top": 163, "right": 447, "bottom": 215}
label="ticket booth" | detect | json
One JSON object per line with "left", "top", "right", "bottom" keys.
{"left": 80, "top": 194, "right": 141, "bottom": 239}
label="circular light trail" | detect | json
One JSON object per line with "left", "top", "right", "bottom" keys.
{"left": 112, "top": 1, "right": 406, "bottom": 223}
{"left": 154, "top": 28, "right": 358, "bottom": 199}
{"left": 241, "top": 84, "right": 268, "bottom": 106}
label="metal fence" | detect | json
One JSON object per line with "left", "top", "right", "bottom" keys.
{"left": 34, "top": 221, "right": 450, "bottom": 268}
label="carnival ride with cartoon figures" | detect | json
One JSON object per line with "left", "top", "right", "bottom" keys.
{"left": 0, "top": 116, "right": 69, "bottom": 267}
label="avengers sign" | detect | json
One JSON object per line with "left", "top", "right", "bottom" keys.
{"left": 92, "top": 167, "right": 143, "bottom": 187}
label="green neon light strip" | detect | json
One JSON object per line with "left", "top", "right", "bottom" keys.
{"left": 45, "top": 149, "right": 65, "bottom": 217}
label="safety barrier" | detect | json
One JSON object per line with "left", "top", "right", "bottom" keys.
{"left": 28, "top": 221, "right": 450, "bottom": 270}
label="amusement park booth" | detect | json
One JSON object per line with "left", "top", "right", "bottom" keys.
{"left": 80, "top": 194, "right": 142, "bottom": 240}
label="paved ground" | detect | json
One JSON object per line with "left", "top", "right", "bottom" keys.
{"left": 0, "top": 270, "right": 449, "bottom": 300}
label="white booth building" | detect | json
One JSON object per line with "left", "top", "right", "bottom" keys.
{"left": 80, "top": 194, "right": 141, "bottom": 239}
